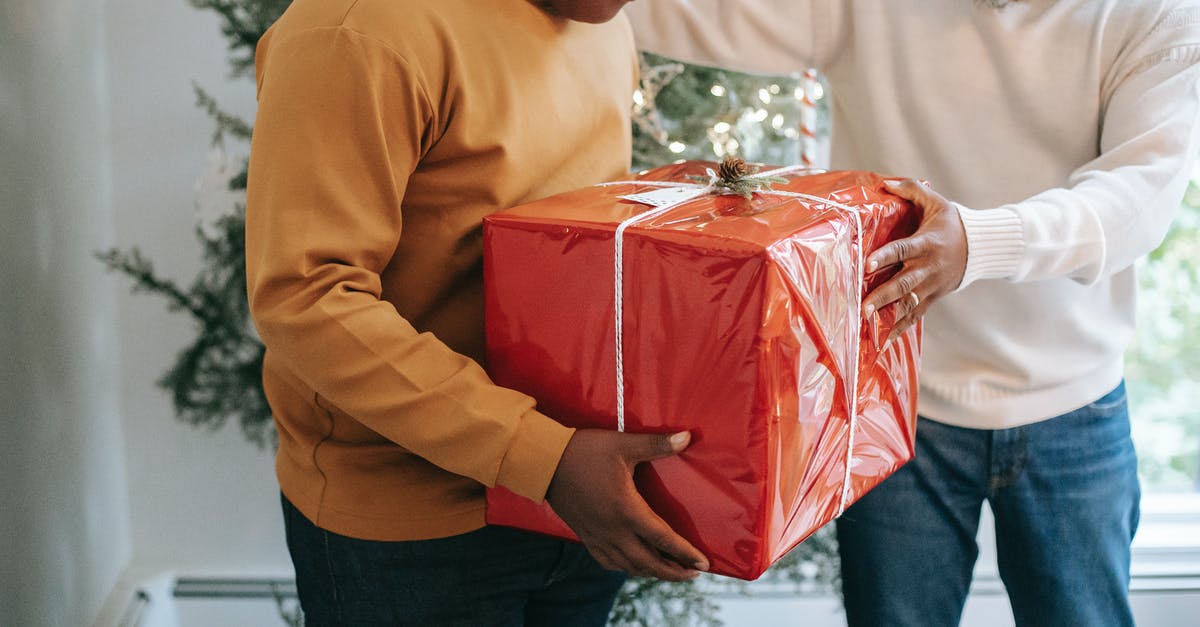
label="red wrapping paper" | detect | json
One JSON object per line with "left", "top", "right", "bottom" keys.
{"left": 483, "top": 162, "right": 921, "bottom": 580}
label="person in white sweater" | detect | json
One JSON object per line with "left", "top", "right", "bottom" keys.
{"left": 627, "top": 0, "right": 1200, "bottom": 625}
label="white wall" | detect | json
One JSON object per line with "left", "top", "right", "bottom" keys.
{"left": 0, "top": 1, "right": 131, "bottom": 625}
{"left": 2, "top": 1, "right": 290, "bottom": 625}
{"left": 103, "top": 0, "right": 291, "bottom": 580}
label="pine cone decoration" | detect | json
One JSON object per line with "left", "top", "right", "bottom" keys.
{"left": 718, "top": 156, "right": 752, "bottom": 184}
{"left": 689, "top": 155, "right": 788, "bottom": 198}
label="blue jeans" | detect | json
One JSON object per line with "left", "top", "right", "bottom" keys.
{"left": 836, "top": 383, "right": 1140, "bottom": 627}
{"left": 281, "top": 495, "right": 626, "bottom": 626}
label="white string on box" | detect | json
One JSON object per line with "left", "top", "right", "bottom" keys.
{"left": 605, "top": 166, "right": 866, "bottom": 515}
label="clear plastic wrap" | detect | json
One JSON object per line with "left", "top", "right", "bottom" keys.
{"left": 484, "top": 161, "right": 921, "bottom": 580}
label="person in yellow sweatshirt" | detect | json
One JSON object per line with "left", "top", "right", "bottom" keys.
{"left": 245, "top": 0, "right": 708, "bottom": 624}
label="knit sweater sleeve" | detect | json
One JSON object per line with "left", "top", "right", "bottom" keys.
{"left": 958, "top": 13, "right": 1200, "bottom": 288}
{"left": 245, "top": 26, "right": 572, "bottom": 503}
{"left": 624, "top": 0, "right": 842, "bottom": 74}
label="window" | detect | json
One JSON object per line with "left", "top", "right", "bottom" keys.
{"left": 1128, "top": 178, "right": 1200, "bottom": 494}
{"left": 1128, "top": 175, "right": 1200, "bottom": 575}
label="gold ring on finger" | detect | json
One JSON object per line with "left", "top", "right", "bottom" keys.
{"left": 907, "top": 291, "right": 920, "bottom": 309}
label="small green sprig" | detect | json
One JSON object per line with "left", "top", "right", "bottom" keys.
{"left": 689, "top": 156, "right": 790, "bottom": 199}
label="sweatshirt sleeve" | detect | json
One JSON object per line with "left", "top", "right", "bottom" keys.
{"left": 245, "top": 26, "right": 573, "bottom": 502}
{"left": 624, "top": 0, "right": 843, "bottom": 74}
{"left": 958, "top": 24, "right": 1200, "bottom": 288}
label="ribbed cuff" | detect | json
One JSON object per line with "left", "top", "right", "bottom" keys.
{"left": 494, "top": 409, "right": 575, "bottom": 502}
{"left": 955, "top": 203, "right": 1024, "bottom": 290}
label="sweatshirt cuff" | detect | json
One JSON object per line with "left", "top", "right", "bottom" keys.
{"left": 494, "top": 409, "right": 575, "bottom": 502}
{"left": 955, "top": 203, "right": 1024, "bottom": 290}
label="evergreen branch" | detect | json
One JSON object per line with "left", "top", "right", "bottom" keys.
{"left": 193, "top": 83, "right": 254, "bottom": 144}
{"left": 97, "top": 184, "right": 270, "bottom": 445}
{"left": 188, "top": 0, "right": 291, "bottom": 78}
{"left": 95, "top": 248, "right": 205, "bottom": 318}
{"left": 190, "top": 0, "right": 264, "bottom": 77}
{"left": 229, "top": 162, "right": 249, "bottom": 191}
{"left": 157, "top": 328, "right": 272, "bottom": 446}
{"left": 609, "top": 577, "right": 723, "bottom": 627}
{"left": 719, "top": 174, "right": 790, "bottom": 199}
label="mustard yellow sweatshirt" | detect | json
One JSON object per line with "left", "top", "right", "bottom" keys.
{"left": 245, "top": 0, "right": 636, "bottom": 541}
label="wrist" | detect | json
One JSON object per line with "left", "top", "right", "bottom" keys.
{"left": 954, "top": 203, "right": 1024, "bottom": 289}
{"left": 495, "top": 410, "right": 575, "bottom": 502}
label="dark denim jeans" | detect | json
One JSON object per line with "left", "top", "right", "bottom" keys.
{"left": 282, "top": 496, "right": 626, "bottom": 626}
{"left": 837, "top": 383, "right": 1140, "bottom": 627}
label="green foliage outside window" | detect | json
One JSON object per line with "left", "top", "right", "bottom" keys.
{"left": 1127, "top": 183, "right": 1200, "bottom": 491}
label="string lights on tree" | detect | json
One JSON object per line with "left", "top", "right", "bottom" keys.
{"left": 631, "top": 52, "right": 829, "bottom": 171}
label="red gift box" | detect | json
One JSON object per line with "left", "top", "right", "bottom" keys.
{"left": 483, "top": 162, "right": 921, "bottom": 580}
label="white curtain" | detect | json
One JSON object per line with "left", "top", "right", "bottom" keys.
{"left": 0, "top": 1, "right": 132, "bottom": 625}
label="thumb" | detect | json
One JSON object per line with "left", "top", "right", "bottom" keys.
{"left": 883, "top": 178, "right": 945, "bottom": 219}
{"left": 883, "top": 178, "right": 928, "bottom": 202}
{"left": 621, "top": 431, "right": 691, "bottom": 464}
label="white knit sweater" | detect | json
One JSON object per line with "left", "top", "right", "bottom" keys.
{"left": 628, "top": 0, "right": 1200, "bottom": 428}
